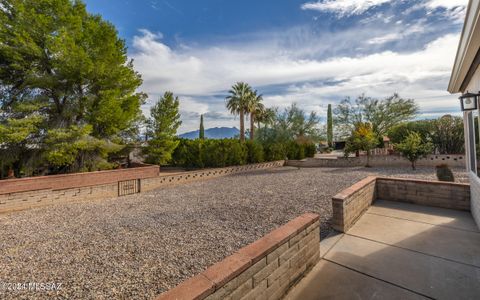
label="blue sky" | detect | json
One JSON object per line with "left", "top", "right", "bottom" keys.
{"left": 84, "top": 0, "right": 468, "bottom": 133}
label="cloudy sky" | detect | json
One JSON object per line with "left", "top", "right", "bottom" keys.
{"left": 84, "top": 0, "right": 468, "bottom": 133}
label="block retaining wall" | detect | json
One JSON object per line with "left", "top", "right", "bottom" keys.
{"left": 0, "top": 161, "right": 284, "bottom": 213}
{"left": 332, "top": 176, "right": 471, "bottom": 233}
{"left": 142, "top": 161, "right": 284, "bottom": 192}
{"left": 156, "top": 213, "right": 320, "bottom": 300}
{"left": 376, "top": 177, "right": 470, "bottom": 211}
{"left": 286, "top": 154, "right": 465, "bottom": 168}
{"left": 331, "top": 176, "right": 377, "bottom": 232}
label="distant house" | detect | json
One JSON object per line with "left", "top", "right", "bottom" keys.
{"left": 333, "top": 141, "right": 346, "bottom": 150}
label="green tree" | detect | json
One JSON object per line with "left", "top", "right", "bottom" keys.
{"left": 246, "top": 90, "right": 264, "bottom": 141}
{"left": 431, "top": 115, "right": 464, "bottom": 154}
{"left": 278, "top": 104, "right": 321, "bottom": 142}
{"left": 255, "top": 107, "right": 276, "bottom": 141}
{"left": 0, "top": 0, "right": 146, "bottom": 175}
{"left": 387, "top": 120, "right": 433, "bottom": 144}
{"left": 257, "top": 105, "right": 321, "bottom": 145}
{"left": 387, "top": 115, "right": 464, "bottom": 154}
{"left": 395, "top": 132, "right": 433, "bottom": 170}
{"left": 226, "top": 82, "right": 252, "bottom": 141}
{"left": 44, "top": 125, "right": 122, "bottom": 173}
{"left": 199, "top": 114, "right": 205, "bottom": 140}
{"left": 144, "top": 92, "right": 182, "bottom": 165}
{"left": 335, "top": 94, "right": 418, "bottom": 139}
{"left": 327, "top": 104, "right": 333, "bottom": 148}
{"left": 0, "top": 102, "right": 44, "bottom": 177}
{"left": 344, "top": 123, "right": 378, "bottom": 167}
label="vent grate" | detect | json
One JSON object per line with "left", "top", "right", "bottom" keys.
{"left": 118, "top": 179, "right": 140, "bottom": 196}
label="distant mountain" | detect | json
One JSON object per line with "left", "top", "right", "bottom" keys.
{"left": 178, "top": 127, "right": 240, "bottom": 139}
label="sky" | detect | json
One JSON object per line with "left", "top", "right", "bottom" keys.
{"left": 83, "top": 0, "right": 468, "bottom": 133}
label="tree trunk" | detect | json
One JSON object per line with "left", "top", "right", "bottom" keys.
{"left": 411, "top": 160, "right": 416, "bottom": 170}
{"left": 250, "top": 113, "right": 255, "bottom": 141}
{"left": 365, "top": 151, "right": 371, "bottom": 168}
{"left": 239, "top": 110, "right": 245, "bottom": 141}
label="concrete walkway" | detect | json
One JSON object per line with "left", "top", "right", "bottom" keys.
{"left": 287, "top": 200, "right": 480, "bottom": 300}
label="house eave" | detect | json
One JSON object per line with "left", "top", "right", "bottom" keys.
{"left": 448, "top": 0, "right": 480, "bottom": 94}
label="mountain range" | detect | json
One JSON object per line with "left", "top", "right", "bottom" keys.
{"left": 178, "top": 127, "right": 240, "bottom": 139}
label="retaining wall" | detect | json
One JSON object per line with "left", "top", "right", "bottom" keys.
{"left": 0, "top": 161, "right": 284, "bottom": 213}
{"left": 156, "top": 213, "right": 320, "bottom": 300}
{"left": 376, "top": 177, "right": 470, "bottom": 211}
{"left": 0, "top": 165, "right": 160, "bottom": 194}
{"left": 331, "top": 176, "right": 377, "bottom": 232}
{"left": 286, "top": 154, "right": 465, "bottom": 168}
{"left": 142, "top": 161, "right": 284, "bottom": 192}
{"left": 332, "top": 176, "right": 471, "bottom": 233}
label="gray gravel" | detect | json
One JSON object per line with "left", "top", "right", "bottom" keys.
{"left": 0, "top": 166, "right": 468, "bottom": 299}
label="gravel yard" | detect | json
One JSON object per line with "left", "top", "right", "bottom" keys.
{"left": 0, "top": 166, "right": 468, "bottom": 299}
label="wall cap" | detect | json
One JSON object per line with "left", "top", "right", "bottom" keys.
{"left": 332, "top": 176, "right": 377, "bottom": 202}
{"left": 155, "top": 212, "right": 319, "bottom": 300}
{"left": 376, "top": 177, "right": 470, "bottom": 187}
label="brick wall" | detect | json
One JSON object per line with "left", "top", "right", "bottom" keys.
{"left": 156, "top": 213, "right": 320, "bottom": 300}
{"left": 332, "top": 176, "right": 472, "bottom": 233}
{"left": 0, "top": 165, "right": 159, "bottom": 194}
{"left": 0, "top": 161, "right": 284, "bottom": 213}
{"left": 376, "top": 177, "right": 470, "bottom": 211}
{"left": 331, "top": 176, "right": 376, "bottom": 232}
{"left": 286, "top": 154, "right": 465, "bottom": 168}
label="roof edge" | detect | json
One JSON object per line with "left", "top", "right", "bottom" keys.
{"left": 448, "top": 0, "right": 480, "bottom": 93}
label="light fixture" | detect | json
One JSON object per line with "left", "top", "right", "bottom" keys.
{"left": 459, "top": 92, "right": 479, "bottom": 111}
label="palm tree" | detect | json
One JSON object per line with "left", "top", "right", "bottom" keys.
{"left": 246, "top": 90, "right": 264, "bottom": 140}
{"left": 256, "top": 107, "right": 277, "bottom": 140}
{"left": 225, "top": 82, "right": 252, "bottom": 141}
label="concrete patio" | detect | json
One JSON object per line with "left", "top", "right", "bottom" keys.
{"left": 287, "top": 200, "right": 480, "bottom": 300}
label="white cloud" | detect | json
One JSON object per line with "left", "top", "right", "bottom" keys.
{"left": 131, "top": 29, "right": 461, "bottom": 131}
{"left": 367, "top": 33, "right": 402, "bottom": 44}
{"left": 301, "top": 0, "right": 392, "bottom": 16}
{"left": 367, "top": 22, "right": 425, "bottom": 44}
{"left": 424, "top": 0, "right": 467, "bottom": 10}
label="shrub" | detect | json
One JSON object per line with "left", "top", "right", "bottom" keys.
{"left": 246, "top": 141, "right": 264, "bottom": 164}
{"left": 172, "top": 139, "right": 204, "bottom": 169}
{"left": 173, "top": 138, "right": 249, "bottom": 169}
{"left": 172, "top": 138, "right": 312, "bottom": 168}
{"left": 395, "top": 132, "right": 433, "bottom": 170}
{"left": 286, "top": 141, "right": 301, "bottom": 160}
{"left": 264, "top": 142, "right": 287, "bottom": 161}
{"left": 203, "top": 139, "right": 226, "bottom": 168}
{"left": 304, "top": 143, "right": 316, "bottom": 158}
{"left": 436, "top": 164, "right": 455, "bottom": 182}
{"left": 224, "top": 139, "right": 248, "bottom": 166}
{"left": 285, "top": 141, "right": 315, "bottom": 160}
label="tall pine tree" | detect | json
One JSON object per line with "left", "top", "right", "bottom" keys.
{"left": 144, "top": 92, "right": 182, "bottom": 165}
{"left": 0, "top": 0, "right": 146, "bottom": 175}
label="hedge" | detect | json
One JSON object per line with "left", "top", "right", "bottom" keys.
{"left": 171, "top": 139, "right": 315, "bottom": 169}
